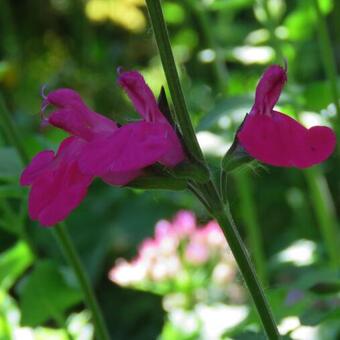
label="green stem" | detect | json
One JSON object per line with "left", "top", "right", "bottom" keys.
{"left": 184, "top": 0, "right": 228, "bottom": 93}
{"left": 53, "top": 224, "right": 110, "bottom": 340}
{"left": 197, "top": 182, "right": 280, "bottom": 339}
{"left": 234, "top": 172, "right": 268, "bottom": 285}
{"left": 146, "top": 1, "right": 279, "bottom": 336}
{"left": 145, "top": 0, "right": 205, "bottom": 163}
{"left": 217, "top": 208, "right": 279, "bottom": 338}
{"left": 0, "top": 94, "right": 30, "bottom": 164}
{"left": 0, "top": 94, "right": 110, "bottom": 340}
{"left": 312, "top": 0, "right": 340, "bottom": 117}
{"left": 261, "top": 0, "right": 284, "bottom": 62}
{"left": 220, "top": 169, "right": 228, "bottom": 203}
{"left": 304, "top": 168, "right": 339, "bottom": 268}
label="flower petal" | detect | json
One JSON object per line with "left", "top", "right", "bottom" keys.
{"left": 20, "top": 150, "right": 55, "bottom": 186}
{"left": 26, "top": 136, "right": 93, "bottom": 226}
{"left": 101, "top": 169, "right": 142, "bottom": 186}
{"left": 117, "top": 70, "right": 166, "bottom": 123}
{"left": 47, "top": 89, "right": 117, "bottom": 140}
{"left": 238, "top": 111, "right": 336, "bottom": 168}
{"left": 252, "top": 65, "right": 287, "bottom": 115}
{"left": 29, "top": 162, "right": 92, "bottom": 226}
{"left": 157, "top": 124, "right": 185, "bottom": 167}
{"left": 78, "top": 121, "right": 171, "bottom": 175}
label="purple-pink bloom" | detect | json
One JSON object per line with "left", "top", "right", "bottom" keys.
{"left": 20, "top": 136, "right": 92, "bottom": 226}
{"left": 20, "top": 70, "right": 185, "bottom": 227}
{"left": 237, "top": 65, "right": 336, "bottom": 168}
{"left": 78, "top": 71, "right": 185, "bottom": 175}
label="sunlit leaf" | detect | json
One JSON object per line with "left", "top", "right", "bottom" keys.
{"left": 0, "top": 242, "right": 34, "bottom": 290}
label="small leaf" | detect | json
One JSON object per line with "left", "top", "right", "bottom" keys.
{"left": 0, "top": 242, "right": 34, "bottom": 290}
{"left": 158, "top": 86, "right": 176, "bottom": 128}
{"left": 0, "top": 147, "right": 23, "bottom": 181}
{"left": 128, "top": 174, "right": 187, "bottom": 191}
{"left": 172, "top": 161, "right": 210, "bottom": 183}
{"left": 299, "top": 297, "right": 340, "bottom": 326}
{"left": 309, "top": 281, "right": 340, "bottom": 295}
{"left": 19, "top": 260, "right": 82, "bottom": 327}
{"left": 222, "top": 116, "right": 254, "bottom": 172}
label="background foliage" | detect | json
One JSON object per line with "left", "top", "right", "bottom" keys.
{"left": 0, "top": 0, "right": 339, "bottom": 339}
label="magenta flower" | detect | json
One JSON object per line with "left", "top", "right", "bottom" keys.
{"left": 237, "top": 65, "right": 336, "bottom": 168}
{"left": 78, "top": 70, "right": 185, "bottom": 176}
{"left": 20, "top": 70, "right": 185, "bottom": 226}
{"left": 20, "top": 136, "right": 92, "bottom": 226}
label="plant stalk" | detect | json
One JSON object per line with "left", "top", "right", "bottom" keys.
{"left": 195, "top": 181, "right": 280, "bottom": 339}
{"left": 53, "top": 224, "right": 110, "bottom": 340}
{"left": 312, "top": 0, "right": 340, "bottom": 117}
{"left": 0, "top": 94, "right": 110, "bottom": 340}
{"left": 234, "top": 171, "right": 268, "bottom": 284}
{"left": 145, "top": 0, "right": 205, "bottom": 163}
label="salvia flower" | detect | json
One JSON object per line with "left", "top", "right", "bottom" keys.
{"left": 20, "top": 70, "right": 185, "bottom": 226}
{"left": 237, "top": 64, "right": 336, "bottom": 168}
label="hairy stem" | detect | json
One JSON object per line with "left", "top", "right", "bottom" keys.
{"left": 145, "top": 0, "right": 205, "bottom": 163}
{"left": 146, "top": 1, "right": 279, "bottom": 337}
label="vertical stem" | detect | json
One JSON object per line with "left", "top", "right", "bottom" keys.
{"left": 312, "top": 0, "right": 340, "bottom": 117}
{"left": 304, "top": 168, "right": 339, "bottom": 268}
{"left": 216, "top": 207, "right": 279, "bottom": 339}
{"left": 0, "top": 94, "right": 110, "bottom": 340}
{"left": 0, "top": 94, "right": 30, "bottom": 164}
{"left": 53, "top": 224, "right": 110, "bottom": 340}
{"left": 183, "top": 0, "right": 228, "bottom": 93}
{"left": 145, "top": 0, "right": 205, "bottom": 163}
{"left": 146, "top": 1, "right": 279, "bottom": 336}
{"left": 260, "top": 0, "right": 284, "bottom": 62}
{"left": 234, "top": 172, "right": 268, "bottom": 284}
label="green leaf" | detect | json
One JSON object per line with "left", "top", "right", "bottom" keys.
{"left": 0, "top": 184, "right": 25, "bottom": 198}
{"left": 300, "top": 300, "right": 340, "bottom": 326}
{"left": 309, "top": 280, "right": 340, "bottom": 295}
{"left": 128, "top": 175, "right": 187, "bottom": 191}
{"left": 283, "top": 1, "right": 316, "bottom": 41}
{"left": 209, "top": 0, "right": 254, "bottom": 11}
{"left": 0, "top": 242, "right": 34, "bottom": 290}
{"left": 19, "top": 260, "right": 82, "bottom": 327}
{"left": 171, "top": 161, "right": 210, "bottom": 183}
{"left": 198, "top": 95, "right": 252, "bottom": 131}
{"left": 0, "top": 147, "right": 23, "bottom": 181}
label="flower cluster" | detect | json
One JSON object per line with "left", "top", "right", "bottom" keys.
{"left": 20, "top": 71, "right": 185, "bottom": 226}
{"left": 20, "top": 64, "right": 336, "bottom": 227}
{"left": 109, "top": 211, "right": 243, "bottom": 303}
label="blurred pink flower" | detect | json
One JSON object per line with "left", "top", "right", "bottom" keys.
{"left": 109, "top": 211, "right": 235, "bottom": 288}
{"left": 237, "top": 64, "right": 336, "bottom": 168}
{"left": 172, "top": 210, "right": 196, "bottom": 237}
{"left": 185, "top": 241, "right": 209, "bottom": 265}
{"left": 21, "top": 71, "right": 185, "bottom": 226}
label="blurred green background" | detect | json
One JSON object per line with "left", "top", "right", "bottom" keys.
{"left": 0, "top": 0, "right": 340, "bottom": 339}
